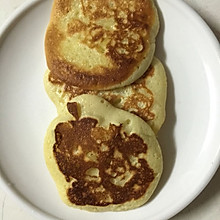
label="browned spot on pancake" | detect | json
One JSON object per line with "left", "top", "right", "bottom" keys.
{"left": 53, "top": 102, "right": 155, "bottom": 206}
{"left": 146, "top": 64, "right": 156, "bottom": 77}
{"left": 68, "top": 19, "right": 87, "bottom": 34}
{"left": 67, "top": 102, "right": 80, "bottom": 120}
{"left": 122, "top": 66, "right": 155, "bottom": 121}
{"left": 80, "top": 25, "right": 106, "bottom": 49}
{"left": 57, "top": 0, "right": 72, "bottom": 14}
{"left": 48, "top": 57, "right": 136, "bottom": 89}
{"left": 46, "top": 0, "right": 157, "bottom": 89}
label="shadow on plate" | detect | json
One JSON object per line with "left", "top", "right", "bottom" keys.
{"left": 149, "top": 1, "right": 177, "bottom": 201}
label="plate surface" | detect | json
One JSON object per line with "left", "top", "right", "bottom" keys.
{"left": 0, "top": 0, "right": 219, "bottom": 220}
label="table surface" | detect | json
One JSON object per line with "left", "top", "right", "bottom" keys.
{"left": 0, "top": 0, "right": 219, "bottom": 220}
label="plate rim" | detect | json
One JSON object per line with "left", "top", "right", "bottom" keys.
{"left": 0, "top": 0, "right": 219, "bottom": 220}
{"left": 0, "top": 2, "right": 56, "bottom": 220}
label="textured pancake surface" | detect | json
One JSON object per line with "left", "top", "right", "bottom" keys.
{"left": 44, "top": 57, "right": 167, "bottom": 133}
{"left": 45, "top": 0, "right": 159, "bottom": 90}
{"left": 44, "top": 94, "right": 163, "bottom": 211}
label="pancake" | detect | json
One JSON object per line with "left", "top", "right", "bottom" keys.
{"left": 44, "top": 57, "right": 167, "bottom": 134}
{"left": 45, "top": 0, "right": 159, "bottom": 90}
{"left": 44, "top": 94, "right": 163, "bottom": 211}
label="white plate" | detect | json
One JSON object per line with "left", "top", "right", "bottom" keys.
{"left": 0, "top": 0, "right": 219, "bottom": 219}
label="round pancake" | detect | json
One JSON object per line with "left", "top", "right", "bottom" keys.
{"left": 44, "top": 94, "right": 163, "bottom": 211}
{"left": 44, "top": 57, "right": 167, "bottom": 134}
{"left": 45, "top": 0, "right": 159, "bottom": 90}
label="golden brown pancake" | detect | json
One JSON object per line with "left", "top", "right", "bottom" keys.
{"left": 44, "top": 57, "right": 167, "bottom": 133}
{"left": 45, "top": 0, "right": 159, "bottom": 90}
{"left": 44, "top": 94, "right": 163, "bottom": 211}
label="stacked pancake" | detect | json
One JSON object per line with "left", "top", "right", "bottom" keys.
{"left": 44, "top": 0, "right": 166, "bottom": 211}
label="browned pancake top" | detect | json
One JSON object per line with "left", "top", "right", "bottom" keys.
{"left": 53, "top": 102, "right": 155, "bottom": 206}
{"left": 45, "top": 0, "right": 157, "bottom": 90}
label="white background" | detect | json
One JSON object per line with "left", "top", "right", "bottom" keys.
{"left": 0, "top": 0, "right": 219, "bottom": 220}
